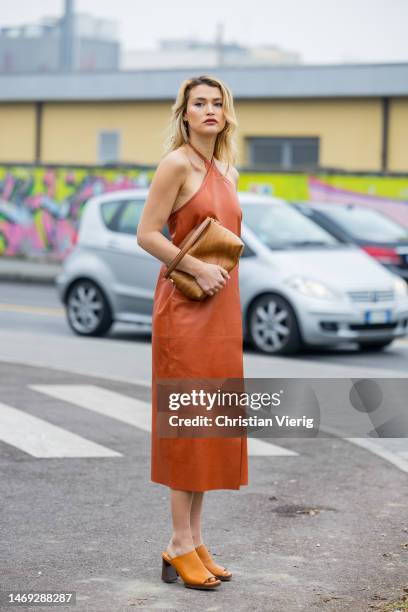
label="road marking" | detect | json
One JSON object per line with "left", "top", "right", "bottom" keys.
{"left": 31, "top": 385, "right": 151, "bottom": 432}
{"left": 0, "top": 402, "right": 122, "bottom": 458}
{"left": 247, "top": 437, "right": 298, "bottom": 456}
{"left": 344, "top": 437, "right": 408, "bottom": 474}
{"left": 0, "top": 303, "right": 64, "bottom": 316}
{"left": 321, "top": 424, "right": 408, "bottom": 474}
{"left": 31, "top": 385, "right": 297, "bottom": 456}
{"left": 5, "top": 384, "right": 407, "bottom": 467}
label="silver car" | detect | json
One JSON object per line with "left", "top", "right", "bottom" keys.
{"left": 56, "top": 189, "right": 408, "bottom": 354}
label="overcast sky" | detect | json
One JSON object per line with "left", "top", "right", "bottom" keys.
{"left": 2, "top": 0, "right": 408, "bottom": 64}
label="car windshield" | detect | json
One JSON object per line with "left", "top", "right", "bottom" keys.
{"left": 321, "top": 205, "right": 408, "bottom": 242}
{"left": 241, "top": 202, "right": 339, "bottom": 249}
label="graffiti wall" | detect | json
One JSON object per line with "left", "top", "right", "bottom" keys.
{"left": 241, "top": 173, "right": 408, "bottom": 229}
{"left": 0, "top": 166, "right": 154, "bottom": 260}
{"left": 0, "top": 165, "right": 408, "bottom": 260}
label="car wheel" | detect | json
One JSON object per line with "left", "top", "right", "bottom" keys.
{"left": 358, "top": 340, "right": 394, "bottom": 351}
{"left": 247, "top": 293, "right": 301, "bottom": 355}
{"left": 66, "top": 280, "right": 113, "bottom": 337}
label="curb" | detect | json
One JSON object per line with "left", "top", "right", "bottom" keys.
{"left": 0, "top": 272, "right": 57, "bottom": 285}
{"left": 0, "top": 258, "right": 61, "bottom": 285}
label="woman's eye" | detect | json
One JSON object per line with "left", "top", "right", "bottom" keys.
{"left": 194, "top": 102, "right": 222, "bottom": 107}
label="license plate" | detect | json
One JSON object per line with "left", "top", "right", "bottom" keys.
{"left": 364, "top": 309, "right": 392, "bottom": 324}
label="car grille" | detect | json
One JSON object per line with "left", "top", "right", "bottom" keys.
{"left": 347, "top": 290, "right": 394, "bottom": 302}
{"left": 349, "top": 322, "right": 397, "bottom": 331}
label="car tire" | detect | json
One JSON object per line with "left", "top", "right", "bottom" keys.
{"left": 66, "top": 279, "right": 113, "bottom": 337}
{"left": 358, "top": 340, "right": 394, "bottom": 351}
{"left": 247, "top": 293, "right": 302, "bottom": 355}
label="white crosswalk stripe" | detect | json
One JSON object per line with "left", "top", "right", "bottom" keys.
{"left": 30, "top": 384, "right": 298, "bottom": 457}
{"left": 0, "top": 401, "right": 122, "bottom": 458}
{"left": 2, "top": 384, "right": 408, "bottom": 469}
{"left": 31, "top": 384, "right": 151, "bottom": 431}
{"left": 0, "top": 385, "right": 298, "bottom": 459}
{"left": 248, "top": 437, "right": 298, "bottom": 456}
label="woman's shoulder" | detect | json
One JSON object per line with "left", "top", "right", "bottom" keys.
{"left": 158, "top": 147, "right": 190, "bottom": 173}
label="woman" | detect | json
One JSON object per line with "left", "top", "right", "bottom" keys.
{"left": 137, "top": 75, "right": 248, "bottom": 591}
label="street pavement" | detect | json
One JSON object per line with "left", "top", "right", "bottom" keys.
{"left": 1, "top": 360, "right": 407, "bottom": 612}
{"left": 1, "top": 271, "right": 408, "bottom": 611}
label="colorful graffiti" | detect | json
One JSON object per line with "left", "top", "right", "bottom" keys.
{"left": 0, "top": 166, "right": 153, "bottom": 260}
{"left": 240, "top": 173, "right": 408, "bottom": 228}
{"left": 0, "top": 165, "right": 408, "bottom": 260}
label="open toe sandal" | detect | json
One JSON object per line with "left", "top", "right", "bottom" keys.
{"left": 161, "top": 549, "right": 221, "bottom": 590}
{"left": 195, "top": 544, "right": 232, "bottom": 581}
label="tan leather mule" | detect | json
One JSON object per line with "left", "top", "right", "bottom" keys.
{"left": 161, "top": 549, "right": 221, "bottom": 590}
{"left": 195, "top": 544, "right": 232, "bottom": 581}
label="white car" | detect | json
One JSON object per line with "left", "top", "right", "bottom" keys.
{"left": 56, "top": 189, "right": 408, "bottom": 354}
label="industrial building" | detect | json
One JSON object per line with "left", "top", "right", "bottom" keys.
{"left": 1, "top": 62, "right": 407, "bottom": 172}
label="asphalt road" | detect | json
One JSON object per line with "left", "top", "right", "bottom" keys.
{"left": 1, "top": 282, "right": 407, "bottom": 611}
{"left": 1, "top": 361, "right": 407, "bottom": 612}
{"left": 1, "top": 281, "right": 408, "bottom": 374}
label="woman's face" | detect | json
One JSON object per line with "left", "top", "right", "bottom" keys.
{"left": 183, "top": 84, "right": 226, "bottom": 137}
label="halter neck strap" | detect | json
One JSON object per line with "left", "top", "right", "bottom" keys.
{"left": 187, "top": 142, "right": 214, "bottom": 167}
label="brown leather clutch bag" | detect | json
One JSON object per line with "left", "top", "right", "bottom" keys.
{"left": 164, "top": 217, "right": 245, "bottom": 301}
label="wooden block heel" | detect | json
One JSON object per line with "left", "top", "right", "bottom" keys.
{"left": 161, "top": 550, "right": 221, "bottom": 590}
{"left": 161, "top": 557, "right": 178, "bottom": 583}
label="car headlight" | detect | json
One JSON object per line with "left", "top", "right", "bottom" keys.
{"left": 285, "top": 275, "right": 342, "bottom": 301}
{"left": 394, "top": 276, "right": 408, "bottom": 298}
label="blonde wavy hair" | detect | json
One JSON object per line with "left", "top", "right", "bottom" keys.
{"left": 162, "top": 75, "right": 238, "bottom": 166}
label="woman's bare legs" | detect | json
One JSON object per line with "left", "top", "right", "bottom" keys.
{"left": 165, "top": 489, "right": 228, "bottom": 578}
{"left": 166, "top": 489, "right": 195, "bottom": 558}
{"left": 165, "top": 489, "right": 219, "bottom": 585}
{"left": 166, "top": 490, "right": 205, "bottom": 555}
{"left": 190, "top": 491, "right": 230, "bottom": 577}
{"left": 190, "top": 492, "right": 204, "bottom": 548}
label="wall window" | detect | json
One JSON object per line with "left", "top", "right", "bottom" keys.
{"left": 248, "top": 137, "right": 319, "bottom": 170}
{"left": 98, "top": 130, "right": 121, "bottom": 164}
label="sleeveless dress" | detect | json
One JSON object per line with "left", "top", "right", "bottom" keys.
{"left": 150, "top": 142, "right": 249, "bottom": 492}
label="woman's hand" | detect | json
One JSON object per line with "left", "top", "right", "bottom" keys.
{"left": 194, "top": 262, "right": 230, "bottom": 296}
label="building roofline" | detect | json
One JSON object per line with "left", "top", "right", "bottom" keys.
{"left": 0, "top": 62, "right": 407, "bottom": 102}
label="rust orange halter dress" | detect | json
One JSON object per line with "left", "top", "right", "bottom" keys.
{"left": 150, "top": 143, "right": 249, "bottom": 492}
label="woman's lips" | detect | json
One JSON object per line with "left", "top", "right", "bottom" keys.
{"left": 204, "top": 120, "right": 217, "bottom": 124}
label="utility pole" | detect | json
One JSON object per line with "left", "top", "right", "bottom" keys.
{"left": 216, "top": 22, "right": 224, "bottom": 67}
{"left": 59, "top": 0, "right": 74, "bottom": 71}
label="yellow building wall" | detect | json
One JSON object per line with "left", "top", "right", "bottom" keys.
{"left": 1, "top": 97, "right": 404, "bottom": 172}
{"left": 42, "top": 101, "right": 170, "bottom": 165}
{"left": 389, "top": 98, "right": 408, "bottom": 172}
{"left": 0, "top": 103, "right": 36, "bottom": 162}
{"left": 41, "top": 98, "right": 383, "bottom": 171}
{"left": 235, "top": 98, "right": 382, "bottom": 171}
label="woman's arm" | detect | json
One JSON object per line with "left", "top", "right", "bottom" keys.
{"left": 136, "top": 151, "right": 229, "bottom": 294}
{"left": 137, "top": 151, "right": 202, "bottom": 277}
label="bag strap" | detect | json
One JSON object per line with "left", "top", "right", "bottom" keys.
{"left": 164, "top": 217, "right": 213, "bottom": 278}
